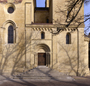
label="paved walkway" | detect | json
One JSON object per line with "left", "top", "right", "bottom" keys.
{"left": 0, "top": 66, "right": 90, "bottom": 86}
{"left": 0, "top": 75, "right": 90, "bottom": 86}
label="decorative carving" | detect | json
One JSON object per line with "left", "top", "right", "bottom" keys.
{"left": 0, "top": 0, "right": 7, "bottom": 3}
{"left": 32, "top": 28, "right": 52, "bottom": 32}
{"left": 0, "top": 0, "right": 22, "bottom": 3}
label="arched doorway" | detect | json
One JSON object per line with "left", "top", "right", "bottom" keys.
{"left": 36, "top": 44, "right": 50, "bottom": 66}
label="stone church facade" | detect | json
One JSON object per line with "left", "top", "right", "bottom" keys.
{"left": 0, "top": 0, "right": 89, "bottom": 76}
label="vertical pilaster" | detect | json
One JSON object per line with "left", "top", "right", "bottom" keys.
{"left": 25, "top": 2, "right": 32, "bottom": 25}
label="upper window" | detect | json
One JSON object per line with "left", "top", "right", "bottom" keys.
{"left": 5, "top": 3, "right": 15, "bottom": 14}
{"left": 8, "top": 7, "right": 14, "bottom": 13}
{"left": 66, "top": 33, "right": 71, "bottom": 44}
{"left": 47, "top": 19, "right": 49, "bottom": 23}
{"left": 8, "top": 25, "right": 13, "bottom": 43}
{"left": 36, "top": 0, "right": 45, "bottom": 7}
{"left": 41, "top": 32, "right": 45, "bottom": 39}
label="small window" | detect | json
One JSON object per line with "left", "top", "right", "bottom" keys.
{"left": 47, "top": 19, "right": 49, "bottom": 23}
{"left": 57, "top": 27, "right": 59, "bottom": 31}
{"left": 67, "top": 11, "right": 69, "bottom": 17}
{"left": 41, "top": 32, "right": 45, "bottom": 39}
{"left": 8, "top": 25, "right": 13, "bottom": 43}
{"left": 8, "top": 7, "right": 14, "bottom": 13}
{"left": 67, "top": 9, "right": 71, "bottom": 18}
{"left": 66, "top": 33, "right": 71, "bottom": 44}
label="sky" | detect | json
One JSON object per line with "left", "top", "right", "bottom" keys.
{"left": 36, "top": 0, "right": 45, "bottom": 7}
{"left": 84, "top": 3, "right": 90, "bottom": 34}
{"left": 36, "top": 0, "right": 90, "bottom": 34}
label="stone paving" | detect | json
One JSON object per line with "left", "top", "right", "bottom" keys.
{"left": 0, "top": 75, "right": 90, "bottom": 86}
{"left": 0, "top": 66, "right": 90, "bottom": 86}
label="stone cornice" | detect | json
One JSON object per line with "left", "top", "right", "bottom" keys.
{"left": 26, "top": 24, "right": 77, "bottom": 33}
{"left": 25, "top": 24, "right": 78, "bottom": 28}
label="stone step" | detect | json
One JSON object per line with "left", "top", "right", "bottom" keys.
{"left": 13, "top": 66, "right": 74, "bottom": 81}
{"left": 13, "top": 76, "right": 74, "bottom": 81}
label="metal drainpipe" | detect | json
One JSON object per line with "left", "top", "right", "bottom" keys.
{"left": 24, "top": 3, "right": 26, "bottom": 69}
{"left": 77, "top": 28, "right": 79, "bottom": 76}
{"left": 25, "top": 28, "right": 26, "bottom": 69}
{"left": 52, "top": 33, "right": 53, "bottom": 68}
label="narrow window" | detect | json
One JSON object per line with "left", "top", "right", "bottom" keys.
{"left": 67, "top": 11, "right": 69, "bottom": 18}
{"left": 47, "top": 19, "right": 49, "bottom": 23}
{"left": 57, "top": 27, "right": 59, "bottom": 31}
{"left": 66, "top": 33, "right": 71, "bottom": 44}
{"left": 67, "top": 9, "right": 70, "bottom": 18}
{"left": 41, "top": 32, "right": 45, "bottom": 39}
{"left": 8, "top": 25, "right": 13, "bottom": 43}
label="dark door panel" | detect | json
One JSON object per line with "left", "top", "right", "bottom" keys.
{"left": 38, "top": 53, "right": 46, "bottom": 65}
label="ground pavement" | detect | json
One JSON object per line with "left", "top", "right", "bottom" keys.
{"left": 0, "top": 66, "right": 90, "bottom": 86}
{"left": 0, "top": 75, "right": 90, "bottom": 86}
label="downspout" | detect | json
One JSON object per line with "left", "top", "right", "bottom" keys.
{"left": 25, "top": 29, "right": 26, "bottom": 68}
{"left": 24, "top": 3, "right": 26, "bottom": 69}
{"left": 77, "top": 28, "right": 79, "bottom": 76}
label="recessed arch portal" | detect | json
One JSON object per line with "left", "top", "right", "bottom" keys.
{"left": 35, "top": 44, "right": 50, "bottom": 66}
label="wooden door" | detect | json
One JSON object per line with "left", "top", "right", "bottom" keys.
{"left": 38, "top": 53, "right": 46, "bottom": 65}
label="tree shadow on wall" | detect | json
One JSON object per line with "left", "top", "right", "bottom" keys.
{"left": 0, "top": 31, "right": 39, "bottom": 76}
{"left": 57, "top": 35, "right": 88, "bottom": 76}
